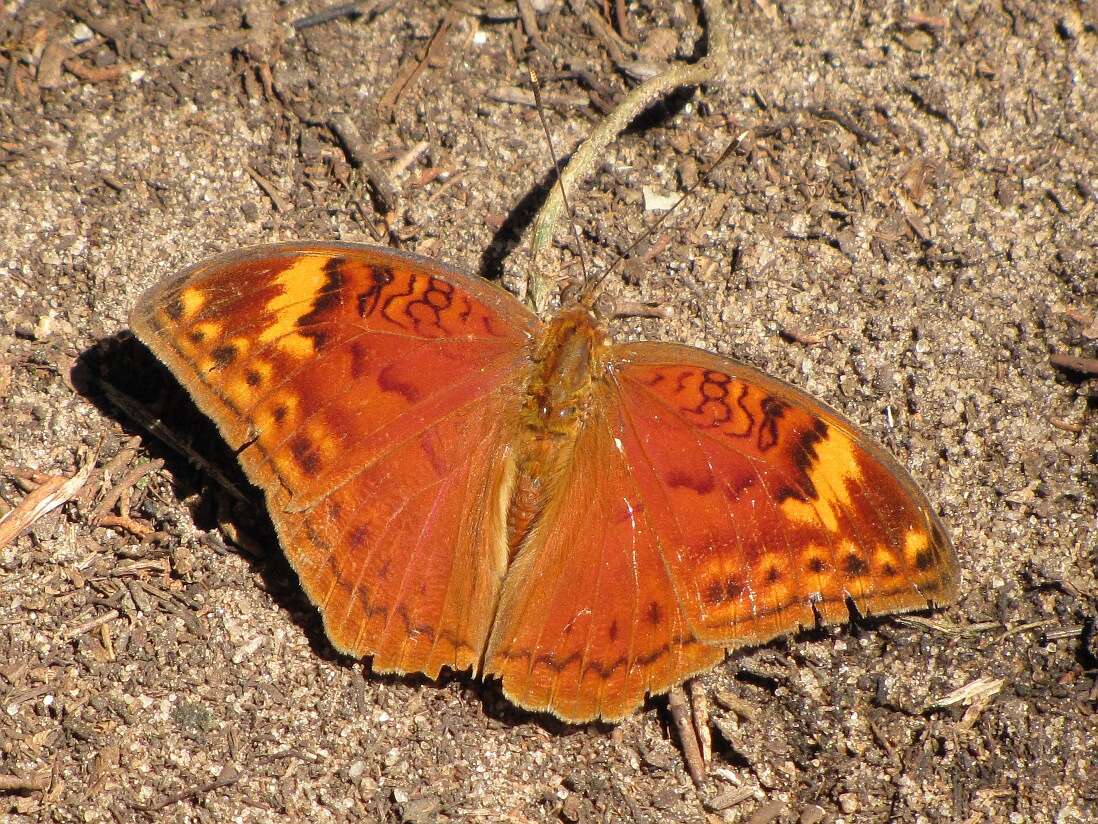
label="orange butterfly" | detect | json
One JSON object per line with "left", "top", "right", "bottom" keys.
{"left": 130, "top": 241, "right": 959, "bottom": 722}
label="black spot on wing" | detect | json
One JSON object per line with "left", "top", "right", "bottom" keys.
{"left": 377, "top": 364, "right": 421, "bottom": 402}
{"left": 914, "top": 547, "right": 935, "bottom": 572}
{"left": 211, "top": 344, "right": 237, "bottom": 368}
{"left": 843, "top": 553, "right": 869, "bottom": 575}
{"left": 290, "top": 436, "right": 321, "bottom": 475}
{"left": 665, "top": 469, "right": 715, "bottom": 495}
{"left": 349, "top": 340, "right": 369, "bottom": 380}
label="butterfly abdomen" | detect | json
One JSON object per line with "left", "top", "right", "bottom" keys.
{"left": 505, "top": 307, "right": 611, "bottom": 558}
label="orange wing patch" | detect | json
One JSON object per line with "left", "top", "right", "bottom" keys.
{"left": 256, "top": 256, "right": 332, "bottom": 358}
{"left": 778, "top": 424, "right": 862, "bottom": 533}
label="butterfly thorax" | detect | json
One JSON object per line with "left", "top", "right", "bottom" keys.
{"left": 506, "top": 306, "right": 610, "bottom": 557}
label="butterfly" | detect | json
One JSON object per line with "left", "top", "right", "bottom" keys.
{"left": 130, "top": 241, "right": 959, "bottom": 722}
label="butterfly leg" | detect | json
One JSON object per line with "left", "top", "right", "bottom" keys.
{"left": 667, "top": 681, "right": 709, "bottom": 787}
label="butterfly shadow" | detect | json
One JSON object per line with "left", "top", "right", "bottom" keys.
{"left": 407, "top": 666, "right": 608, "bottom": 739}
{"left": 73, "top": 332, "right": 354, "bottom": 670}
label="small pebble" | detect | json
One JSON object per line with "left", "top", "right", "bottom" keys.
{"left": 399, "top": 796, "right": 440, "bottom": 823}
{"left": 838, "top": 792, "right": 859, "bottom": 814}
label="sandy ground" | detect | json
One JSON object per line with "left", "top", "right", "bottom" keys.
{"left": 1, "top": 1, "right": 1096, "bottom": 822}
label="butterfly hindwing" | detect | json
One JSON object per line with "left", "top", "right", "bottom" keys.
{"left": 484, "top": 388, "right": 724, "bottom": 722}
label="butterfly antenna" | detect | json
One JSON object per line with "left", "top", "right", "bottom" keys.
{"left": 529, "top": 67, "right": 592, "bottom": 292}
{"left": 583, "top": 135, "right": 742, "bottom": 305}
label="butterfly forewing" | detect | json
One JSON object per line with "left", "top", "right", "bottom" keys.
{"left": 130, "top": 242, "right": 539, "bottom": 676}
{"left": 610, "top": 341, "right": 959, "bottom": 644}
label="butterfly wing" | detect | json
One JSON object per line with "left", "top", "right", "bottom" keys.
{"left": 484, "top": 387, "right": 724, "bottom": 722}
{"left": 131, "top": 242, "right": 538, "bottom": 677}
{"left": 608, "top": 341, "right": 958, "bottom": 644}
{"left": 485, "top": 340, "right": 958, "bottom": 722}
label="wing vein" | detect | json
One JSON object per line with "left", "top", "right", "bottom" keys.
{"left": 610, "top": 380, "right": 704, "bottom": 646}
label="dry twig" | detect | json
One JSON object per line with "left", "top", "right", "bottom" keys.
{"left": 291, "top": 0, "right": 395, "bottom": 31}
{"left": 377, "top": 14, "right": 457, "bottom": 121}
{"left": 524, "top": 0, "right": 729, "bottom": 310}
{"left": 667, "top": 683, "right": 707, "bottom": 787}
{"left": 328, "top": 113, "right": 400, "bottom": 214}
{"left": 1050, "top": 352, "right": 1098, "bottom": 376}
{"left": 91, "top": 458, "right": 163, "bottom": 522}
{"left": 132, "top": 763, "right": 241, "bottom": 812}
{"left": 924, "top": 676, "right": 1004, "bottom": 712}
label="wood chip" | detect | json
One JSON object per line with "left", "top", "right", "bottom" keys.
{"left": 0, "top": 771, "right": 51, "bottom": 793}
{"left": 36, "top": 39, "right": 70, "bottom": 88}
{"left": 926, "top": 676, "right": 1004, "bottom": 711}
{"left": 0, "top": 459, "right": 95, "bottom": 550}
{"left": 747, "top": 799, "right": 787, "bottom": 824}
